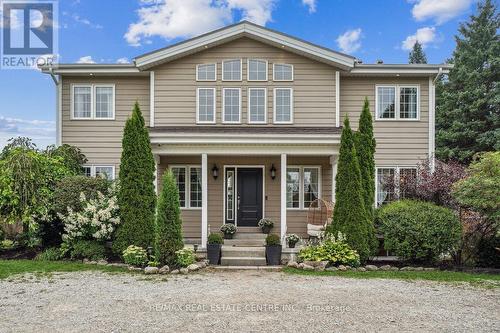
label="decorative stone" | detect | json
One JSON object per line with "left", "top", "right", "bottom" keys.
{"left": 390, "top": 266, "right": 399, "bottom": 271}
{"left": 197, "top": 261, "right": 207, "bottom": 269}
{"left": 400, "top": 266, "right": 413, "bottom": 271}
{"left": 96, "top": 259, "right": 108, "bottom": 266}
{"left": 302, "top": 264, "right": 314, "bottom": 271}
{"left": 159, "top": 265, "right": 170, "bottom": 274}
{"left": 287, "top": 261, "right": 299, "bottom": 268}
{"left": 144, "top": 266, "right": 159, "bottom": 274}
{"left": 298, "top": 263, "right": 305, "bottom": 269}
{"left": 180, "top": 268, "right": 189, "bottom": 274}
{"left": 326, "top": 267, "right": 338, "bottom": 272}
{"left": 379, "top": 265, "right": 392, "bottom": 271}
{"left": 414, "top": 267, "right": 424, "bottom": 271}
{"left": 187, "top": 264, "right": 199, "bottom": 272}
{"left": 357, "top": 267, "right": 366, "bottom": 272}
{"left": 338, "top": 265, "right": 347, "bottom": 271}
{"left": 314, "top": 266, "right": 326, "bottom": 272}
{"left": 83, "top": 259, "right": 90, "bottom": 264}
{"left": 304, "top": 261, "right": 328, "bottom": 268}
{"left": 424, "top": 267, "right": 436, "bottom": 271}
{"left": 365, "top": 265, "right": 378, "bottom": 271}
{"left": 128, "top": 266, "right": 142, "bottom": 272}
{"left": 349, "top": 267, "right": 357, "bottom": 271}
{"left": 171, "top": 269, "right": 180, "bottom": 274}
{"left": 88, "top": 261, "right": 98, "bottom": 265}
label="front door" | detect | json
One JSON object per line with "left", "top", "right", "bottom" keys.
{"left": 236, "top": 168, "right": 263, "bottom": 227}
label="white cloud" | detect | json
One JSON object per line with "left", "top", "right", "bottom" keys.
{"left": 0, "top": 116, "right": 55, "bottom": 149}
{"left": 71, "top": 13, "right": 103, "bottom": 29}
{"left": 302, "top": 0, "right": 316, "bottom": 13}
{"left": 336, "top": 28, "right": 362, "bottom": 54}
{"left": 125, "top": 0, "right": 277, "bottom": 46}
{"left": 77, "top": 56, "right": 96, "bottom": 64}
{"left": 116, "top": 57, "right": 129, "bottom": 64}
{"left": 402, "top": 26, "right": 436, "bottom": 50}
{"left": 411, "top": 0, "right": 473, "bottom": 24}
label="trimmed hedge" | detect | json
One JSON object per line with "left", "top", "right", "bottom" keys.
{"left": 378, "top": 200, "right": 461, "bottom": 263}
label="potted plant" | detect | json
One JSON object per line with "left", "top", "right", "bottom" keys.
{"left": 220, "top": 224, "right": 237, "bottom": 239}
{"left": 206, "top": 233, "right": 223, "bottom": 265}
{"left": 285, "top": 234, "right": 300, "bottom": 248}
{"left": 265, "top": 234, "right": 282, "bottom": 265}
{"left": 258, "top": 218, "right": 274, "bottom": 234}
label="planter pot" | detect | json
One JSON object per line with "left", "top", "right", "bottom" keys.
{"left": 288, "top": 241, "right": 297, "bottom": 248}
{"left": 266, "top": 245, "right": 282, "bottom": 265}
{"left": 261, "top": 226, "right": 272, "bottom": 234}
{"left": 223, "top": 233, "right": 234, "bottom": 239}
{"left": 206, "top": 244, "right": 221, "bottom": 265}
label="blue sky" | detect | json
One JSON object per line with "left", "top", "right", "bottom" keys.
{"left": 0, "top": 0, "right": 479, "bottom": 148}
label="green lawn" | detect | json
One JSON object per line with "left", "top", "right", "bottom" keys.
{"left": 283, "top": 267, "right": 500, "bottom": 288}
{"left": 0, "top": 260, "right": 129, "bottom": 279}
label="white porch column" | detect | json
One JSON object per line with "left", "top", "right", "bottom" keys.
{"left": 330, "top": 155, "right": 338, "bottom": 202}
{"left": 201, "top": 153, "right": 208, "bottom": 248}
{"left": 335, "top": 71, "right": 340, "bottom": 127}
{"left": 280, "top": 153, "right": 287, "bottom": 244}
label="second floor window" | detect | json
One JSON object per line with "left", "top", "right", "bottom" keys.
{"left": 248, "top": 59, "right": 267, "bottom": 81}
{"left": 376, "top": 85, "right": 419, "bottom": 120}
{"left": 223, "top": 88, "right": 241, "bottom": 123}
{"left": 273, "top": 64, "right": 293, "bottom": 81}
{"left": 196, "top": 63, "right": 216, "bottom": 81}
{"left": 248, "top": 88, "right": 267, "bottom": 123}
{"left": 72, "top": 84, "right": 115, "bottom": 120}
{"left": 222, "top": 59, "right": 241, "bottom": 81}
{"left": 197, "top": 88, "right": 216, "bottom": 123}
{"left": 274, "top": 88, "right": 293, "bottom": 123}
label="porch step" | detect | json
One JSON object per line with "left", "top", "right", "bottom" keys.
{"left": 236, "top": 227, "right": 261, "bottom": 233}
{"left": 220, "top": 257, "right": 267, "bottom": 266}
{"left": 222, "top": 246, "right": 265, "bottom": 258}
{"left": 224, "top": 238, "right": 266, "bottom": 247}
{"left": 233, "top": 233, "right": 266, "bottom": 240}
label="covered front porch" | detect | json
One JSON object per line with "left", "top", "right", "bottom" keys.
{"left": 150, "top": 126, "right": 340, "bottom": 249}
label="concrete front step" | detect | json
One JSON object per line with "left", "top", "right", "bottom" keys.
{"left": 236, "top": 227, "right": 261, "bottom": 233}
{"left": 220, "top": 257, "right": 267, "bottom": 266}
{"left": 224, "top": 238, "right": 266, "bottom": 247}
{"left": 222, "top": 246, "right": 265, "bottom": 258}
{"left": 233, "top": 233, "right": 266, "bottom": 240}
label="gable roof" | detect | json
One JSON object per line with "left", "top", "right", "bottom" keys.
{"left": 134, "top": 21, "right": 356, "bottom": 70}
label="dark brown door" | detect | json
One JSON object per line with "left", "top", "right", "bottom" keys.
{"left": 237, "top": 168, "right": 263, "bottom": 227}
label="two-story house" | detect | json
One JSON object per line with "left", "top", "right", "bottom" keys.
{"left": 41, "top": 22, "right": 450, "bottom": 250}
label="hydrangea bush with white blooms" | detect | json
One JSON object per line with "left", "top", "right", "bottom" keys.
{"left": 59, "top": 191, "right": 120, "bottom": 242}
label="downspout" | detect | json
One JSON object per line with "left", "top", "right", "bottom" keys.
{"left": 433, "top": 67, "right": 443, "bottom": 84}
{"left": 49, "top": 66, "right": 62, "bottom": 146}
{"left": 429, "top": 67, "right": 442, "bottom": 172}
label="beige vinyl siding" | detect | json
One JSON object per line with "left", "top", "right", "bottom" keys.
{"left": 158, "top": 155, "right": 332, "bottom": 239}
{"left": 340, "top": 77, "right": 429, "bottom": 166}
{"left": 61, "top": 76, "right": 150, "bottom": 171}
{"left": 153, "top": 37, "right": 338, "bottom": 127}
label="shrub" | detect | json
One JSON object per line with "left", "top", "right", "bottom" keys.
{"left": 298, "top": 232, "right": 360, "bottom": 267}
{"left": 220, "top": 224, "right": 237, "bottom": 235}
{"left": 378, "top": 200, "right": 461, "bottom": 263}
{"left": 266, "top": 234, "right": 281, "bottom": 246}
{"left": 1, "top": 239, "right": 16, "bottom": 250}
{"left": 476, "top": 236, "right": 500, "bottom": 268}
{"left": 114, "top": 102, "right": 156, "bottom": 254}
{"left": 154, "top": 170, "right": 184, "bottom": 265}
{"left": 327, "top": 117, "right": 373, "bottom": 262}
{"left": 122, "top": 245, "right": 148, "bottom": 266}
{"left": 69, "top": 240, "right": 106, "bottom": 261}
{"left": 208, "top": 233, "right": 223, "bottom": 245}
{"left": 59, "top": 190, "right": 120, "bottom": 242}
{"left": 175, "top": 248, "right": 195, "bottom": 267}
{"left": 35, "top": 247, "right": 62, "bottom": 261}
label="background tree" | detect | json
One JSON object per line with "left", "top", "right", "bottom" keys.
{"left": 154, "top": 170, "right": 184, "bottom": 265}
{"left": 354, "top": 98, "right": 378, "bottom": 252}
{"left": 408, "top": 41, "right": 427, "bottom": 64}
{"left": 436, "top": 0, "right": 499, "bottom": 163}
{"left": 113, "top": 102, "right": 156, "bottom": 254}
{"left": 45, "top": 144, "right": 87, "bottom": 175}
{"left": 327, "top": 117, "right": 372, "bottom": 261}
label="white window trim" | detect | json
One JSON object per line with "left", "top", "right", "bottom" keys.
{"left": 196, "top": 63, "right": 217, "bottom": 82}
{"left": 375, "top": 165, "right": 417, "bottom": 207}
{"left": 83, "top": 164, "right": 115, "bottom": 180}
{"left": 196, "top": 87, "right": 217, "bottom": 124}
{"left": 222, "top": 87, "right": 242, "bottom": 124}
{"left": 247, "top": 87, "right": 267, "bottom": 124}
{"left": 375, "top": 84, "right": 420, "bottom": 121}
{"left": 272, "top": 63, "right": 294, "bottom": 81}
{"left": 273, "top": 87, "right": 294, "bottom": 124}
{"left": 169, "top": 165, "right": 202, "bottom": 210}
{"left": 71, "top": 84, "right": 115, "bottom": 120}
{"left": 286, "top": 165, "right": 322, "bottom": 210}
{"left": 247, "top": 59, "right": 268, "bottom": 82}
{"left": 222, "top": 59, "right": 242, "bottom": 81}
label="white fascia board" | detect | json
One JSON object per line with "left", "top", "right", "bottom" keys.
{"left": 349, "top": 67, "right": 450, "bottom": 75}
{"left": 150, "top": 136, "right": 340, "bottom": 145}
{"left": 135, "top": 23, "right": 355, "bottom": 70}
{"left": 151, "top": 144, "right": 339, "bottom": 156}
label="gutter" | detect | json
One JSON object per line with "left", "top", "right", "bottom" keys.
{"left": 47, "top": 65, "right": 62, "bottom": 146}
{"left": 433, "top": 67, "right": 444, "bottom": 84}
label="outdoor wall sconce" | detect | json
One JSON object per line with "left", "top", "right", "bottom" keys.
{"left": 212, "top": 164, "right": 219, "bottom": 180}
{"left": 270, "top": 164, "right": 277, "bottom": 180}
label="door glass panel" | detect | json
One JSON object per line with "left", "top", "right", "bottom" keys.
{"left": 226, "top": 169, "right": 235, "bottom": 221}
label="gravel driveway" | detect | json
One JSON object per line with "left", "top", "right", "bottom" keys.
{"left": 0, "top": 270, "right": 498, "bottom": 332}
